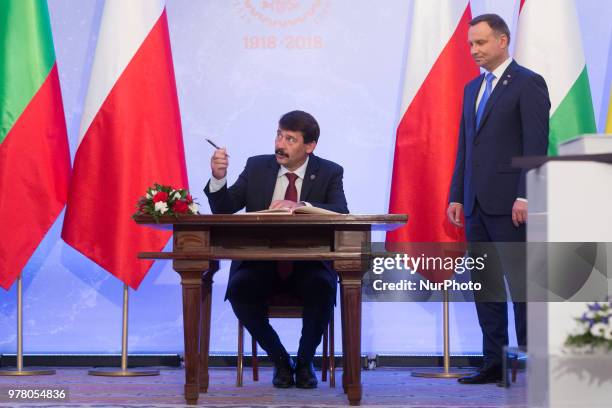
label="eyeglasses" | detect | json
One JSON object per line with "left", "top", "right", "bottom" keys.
{"left": 276, "top": 130, "right": 299, "bottom": 145}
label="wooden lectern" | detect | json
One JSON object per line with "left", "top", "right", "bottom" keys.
{"left": 135, "top": 213, "right": 406, "bottom": 405}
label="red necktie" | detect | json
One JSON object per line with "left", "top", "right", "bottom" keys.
{"left": 284, "top": 173, "right": 298, "bottom": 202}
{"left": 278, "top": 173, "right": 299, "bottom": 279}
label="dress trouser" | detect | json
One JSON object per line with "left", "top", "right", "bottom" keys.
{"left": 227, "top": 260, "right": 337, "bottom": 362}
{"left": 465, "top": 201, "right": 527, "bottom": 367}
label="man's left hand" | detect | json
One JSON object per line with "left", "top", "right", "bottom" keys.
{"left": 512, "top": 200, "right": 528, "bottom": 227}
{"left": 269, "top": 200, "right": 304, "bottom": 210}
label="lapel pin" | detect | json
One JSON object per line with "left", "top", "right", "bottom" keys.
{"left": 310, "top": 174, "right": 316, "bottom": 180}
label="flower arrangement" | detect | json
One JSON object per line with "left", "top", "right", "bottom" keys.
{"left": 565, "top": 301, "right": 612, "bottom": 353}
{"left": 133, "top": 183, "right": 199, "bottom": 221}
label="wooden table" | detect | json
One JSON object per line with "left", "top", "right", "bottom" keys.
{"left": 135, "top": 214, "right": 406, "bottom": 405}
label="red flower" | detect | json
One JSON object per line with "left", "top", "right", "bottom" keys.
{"left": 173, "top": 200, "right": 189, "bottom": 213}
{"left": 186, "top": 194, "right": 193, "bottom": 203}
{"left": 153, "top": 191, "right": 168, "bottom": 203}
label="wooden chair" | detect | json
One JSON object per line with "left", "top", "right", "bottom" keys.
{"left": 236, "top": 293, "right": 335, "bottom": 387}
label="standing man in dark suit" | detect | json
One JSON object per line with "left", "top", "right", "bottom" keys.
{"left": 205, "top": 110, "right": 348, "bottom": 389}
{"left": 447, "top": 14, "right": 550, "bottom": 384}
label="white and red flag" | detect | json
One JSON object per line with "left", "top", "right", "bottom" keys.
{"left": 387, "top": 0, "right": 478, "bottom": 244}
{"left": 62, "top": 0, "right": 188, "bottom": 289}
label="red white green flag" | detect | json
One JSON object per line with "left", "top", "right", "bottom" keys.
{"left": 0, "top": 0, "right": 71, "bottom": 289}
{"left": 515, "top": 0, "right": 597, "bottom": 155}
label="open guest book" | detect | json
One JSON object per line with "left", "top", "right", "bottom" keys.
{"left": 248, "top": 206, "right": 340, "bottom": 215}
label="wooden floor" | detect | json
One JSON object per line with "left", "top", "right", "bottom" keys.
{"left": 0, "top": 366, "right": 527, "bottom": 407}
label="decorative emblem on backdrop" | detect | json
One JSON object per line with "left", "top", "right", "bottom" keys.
{"left": 234, "top": 0, "right": 330, "bottom": 27}
{"left": 234, "top": 0, "right": 330, "bottom": 50}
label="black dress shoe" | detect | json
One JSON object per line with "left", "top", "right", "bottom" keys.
{"left": 295, "top": 359, "right": 317, "bottom": 389}
{"left": 458, "top": 364, "right": 503, "bottom": 384}
{"left": 272, "top": 355, "right": 295, "bottom": 388}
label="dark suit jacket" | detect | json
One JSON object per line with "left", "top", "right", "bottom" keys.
{"left": 205, "top": 154, "right": 348, "bottom": 214}
{"left": 204, "top": 153, "right": 349, "bottom": 298}
{"left": 450, "top": 60, "right": 550, "bottom": 216}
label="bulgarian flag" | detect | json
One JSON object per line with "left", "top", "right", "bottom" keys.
{"left": 514, "top": 0, "right": 596, "bottom": 155}
{"left": 62, "top": 0, "right": 188, "bottom": 289}
{"left": 0, "top": 1, "right": 71, "bottom": 289}
{"left": 387, "top": 0, "right": 477, "bottom": 244}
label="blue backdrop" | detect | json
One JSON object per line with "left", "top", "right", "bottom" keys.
{"left": 1, "top": 0, "right": 611, "bottom": 356}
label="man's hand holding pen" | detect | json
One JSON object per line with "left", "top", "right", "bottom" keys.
{"left": 211, "top": 147, "right": 229, "bottom": 180}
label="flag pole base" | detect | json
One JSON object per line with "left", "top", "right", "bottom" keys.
{"left": 411, "top": 290, "right": 466, "bottom": 379}
{"left": 88, "top": 368, "right": 159, "bottom": 377}
{"left": 87, "top": 286, "right": 159, "bottom": 377}
{"left": 0, "top": 368, "right": 55, "bottom": 376}
{"left": 411, "top": 369, "right": 465, "bottom": 378}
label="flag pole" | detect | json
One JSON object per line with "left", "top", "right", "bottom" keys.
{"left": 89, "top": 284, "right": 159, "bottom": 377}
{"left": 0, "top": 274, "right": 55, "bottom": 376}
{"left": 411, "top": 289, "right": 465, "bottom": 378}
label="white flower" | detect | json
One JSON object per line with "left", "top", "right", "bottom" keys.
{"left": 585, "top": 311, "right": 598, "bottom": 320}
{"left": 146, "top": 189, "right": 158, "bottom": 199}
{"left": 188, "top": 202, "right": 199, "bottom": 214}
{"left": 154, "top": 201, "right": 169, "bottom": 214}
{"left": 172, "top": 191, "right": 182, "bottom": 201}
{"left": 590, "top": 322, "right": 607, "bottom": 338}
{"left": 604, "top": 326, "right": 612, "bottom": 341}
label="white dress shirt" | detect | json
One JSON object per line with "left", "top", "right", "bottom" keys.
{"left": 208, "top": 156, "right": 311, "bottom": 205}
{"left": 475, "top": 57, "right": 513, "bottom": 108}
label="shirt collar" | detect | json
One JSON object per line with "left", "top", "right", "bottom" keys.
{"left": 278, "top": 155, "right": 309, "bottom": 179}
{"left": 485, "top": 57, "right": 513, "bottom": 80}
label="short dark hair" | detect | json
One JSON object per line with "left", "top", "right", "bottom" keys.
{"left": 469, "top": 13, "right": 511, "bottom": 45}
{"left": 278, "top": 110, "right": 320, "bottom": 144}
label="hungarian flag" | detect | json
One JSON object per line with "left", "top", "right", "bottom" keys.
{"left": 387, "top": 0, "right": 477, "bottom": 244}
{"left": 606, "top": 88, "right": 612, "bottom": 133}
{"left": 514, "top": 0, "right": 596, "bottom": 155}
{"left": 62, "top": 0, "right": 188, "bottom": 289}
{"left": 0, "top": 1, "right": 71, "bottom": 290}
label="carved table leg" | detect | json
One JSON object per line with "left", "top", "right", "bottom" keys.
{"left": 341, "top": 276, "right": 363, "bottom": 406}
{"left": 334, "top": 228, "right": 368, "bottom": 406}
{"left": 340, "top": 283, "right": 348, "bottom": 394}
{"left": 198, "top": 269, "right": 214, "bottom": 393}
{"left": 177, "top": 269, "right": 203, "bottom": 405}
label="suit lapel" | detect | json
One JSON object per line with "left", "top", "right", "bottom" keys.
{"left": 263, "top": 156, "right": 279, "bottom": 207}
{"left": 467, "top": 76, "right": 482, "bottom": 133}
{"left": 300, "top": 154, "right": 319, "bottom": 202}
{"left": 477, "top": 60, "right": 517, "bottom": 133}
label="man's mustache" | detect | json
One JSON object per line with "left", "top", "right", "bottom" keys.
{"left": 275, "top": 149, "right": 288, "bottom": 158}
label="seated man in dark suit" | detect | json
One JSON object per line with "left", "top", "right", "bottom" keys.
{"left": 204, "top": 110, "right": 349, "bottom": 389}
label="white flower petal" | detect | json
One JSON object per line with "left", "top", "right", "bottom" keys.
{"left": 590, "top": 322, "right": 607, "bottom": 338}
{"left": 154, "top": 201, "right": 169, "bottom": 214}
{"left": 604, "top": 327, "right": 612, "bottom": 341}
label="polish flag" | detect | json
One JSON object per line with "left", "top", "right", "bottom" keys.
{"left": 62, "top": 0, "right": 188, "bottom": 289}
{"left": 387, "top": 0, "right": 478, "bottom": 244}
